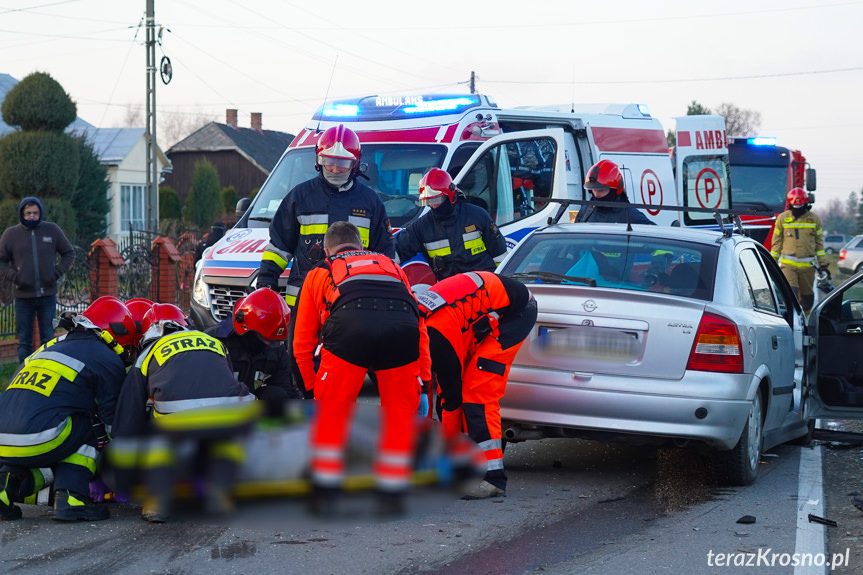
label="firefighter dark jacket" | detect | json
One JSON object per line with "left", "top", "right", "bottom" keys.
{"left": 395, "top": 200, "right": 507, "bottom": 282}
{"left": 112, "top": 329, "right": 255, "bottom": 438}
{"left": 205, "top": 318, "right": 302, "bottom": 399}
{"left": 0, "top": 329, "right": 126, "bottom": 437}
{"left": 257, "top": 175, "right": 395, "bottom": 303}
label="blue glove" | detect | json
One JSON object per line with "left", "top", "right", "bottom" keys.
{"left": 417, "top": 393, "right": 430, "bottom": 417}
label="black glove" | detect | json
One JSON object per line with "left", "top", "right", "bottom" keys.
{"left": 256, "top": 279, "right": 278, "bottom": 291}
{"left": 819, "top": 266, "right": 832, "bottom": 280}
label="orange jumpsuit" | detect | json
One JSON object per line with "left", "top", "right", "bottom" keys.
{"left": 417, "top": 271, "right": 536, "bottom": 490}
{"left": 293, "top": 249, "right": 431, "bottom": 495}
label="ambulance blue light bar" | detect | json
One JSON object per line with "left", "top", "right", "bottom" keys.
{"left": 747, "top": 137, "right": 777, "bottom": 146}
{"left": 314, "top": 94, "right": 488, "bottom": 122}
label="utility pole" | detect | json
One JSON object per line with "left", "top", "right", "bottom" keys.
{"left": 469, "top": 71, "right": 476, "bottom": 94}
{"left": 145, "top": 0, "right": 159, "bottom": 232}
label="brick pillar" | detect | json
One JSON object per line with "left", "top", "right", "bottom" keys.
{"left": 150, "top": 237, "right": 181, "bottom": 304}
{"left": 88, "top": 238, "right": 126, "bottom": 300}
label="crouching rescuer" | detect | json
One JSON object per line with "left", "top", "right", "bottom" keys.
{"left": 108, "top": 304, "right": 258, "bottom": 523}
{"left": 417, "top": 272, "right": 537, "bottom": 499}
{"left": 293, "top": 221, "right": 430, "bottom": 515}
{"left": 0, "top": 297, "right": 135, "bottom": 522}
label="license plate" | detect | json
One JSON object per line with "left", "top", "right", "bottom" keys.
{"left": 536, "top": 325, "right": 641, "bottom": 362}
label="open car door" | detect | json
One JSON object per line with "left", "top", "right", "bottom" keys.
{"left": 452, "top": 128, "right": 569, "bottom": 250}
{"left": 807, "top": 270, "right": 863, "bottom": 419}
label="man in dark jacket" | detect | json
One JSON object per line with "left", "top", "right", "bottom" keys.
{"left": 574, "top": 160, "right": 655, "bottom": 225}
{"left": 396, "top": 168, "right": 507, "bottom": 282}
{"left": 0, "top": 197, "right": 76, "bottom": 363}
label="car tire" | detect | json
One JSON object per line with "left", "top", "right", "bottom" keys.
{"left": 826, "top": 247, "right": 835, "bottom": 255}
{"left": 714, "top": 392, "right": 763, "bottom": 486}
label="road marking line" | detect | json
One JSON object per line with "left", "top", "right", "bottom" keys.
{"left": 795, "top": 439, "right": 826, "bottom": 575}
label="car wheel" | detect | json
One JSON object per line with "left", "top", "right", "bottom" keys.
{"left": 826, "top": 247, "right": 835, "bottom": 254}
{"left": 714, "top": 392, "right": 763, "bottom": 486}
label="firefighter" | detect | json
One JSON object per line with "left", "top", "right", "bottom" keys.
{"left": 0, "top": 296, "right": 135, "bottom": 522}
{"left": 417, "top": 271, "right": 537, "bottom": 499}
{"left": 109, "top": 303, "right": 258, "bottom": 523}
{"left": 574, "top": 159, "right": 655, "bottom": 225}
{"left": 293, "top": 221, "right": 430, "bottom": 515}
{"left": 396, "top": 167, "right": 507, "bottom": 282}
{"left": 205, "top": 287, "right": 302, "bottom": 409}
{"left": 256, "top": 124, "right": 394, "bottom": 396}
{"left": 770, "top": 187, "right": 830, "bottom": 314}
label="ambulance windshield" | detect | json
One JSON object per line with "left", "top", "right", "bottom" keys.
{"left": 246, "top": 144, "right": 447, "bottom": 228}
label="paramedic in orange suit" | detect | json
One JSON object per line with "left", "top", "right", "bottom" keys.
{"left": 292, "top": 221, "right": 431, "bottom": 514}
{"left": 416, "top": 271, "right": 537, "bottom": 499}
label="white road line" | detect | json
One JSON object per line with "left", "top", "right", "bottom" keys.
{"left": 795, "top": 441, "right": 826, "bottom": 575}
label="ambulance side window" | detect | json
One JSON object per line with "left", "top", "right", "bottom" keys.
{"left": 459, "top": 137, "right": 556, "bottom": 227}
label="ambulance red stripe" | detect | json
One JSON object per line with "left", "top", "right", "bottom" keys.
{"left": 591, "top": 127, "right": 669, "bottom": 154}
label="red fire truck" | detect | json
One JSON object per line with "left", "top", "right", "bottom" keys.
{"left": 728, "top": 136, "right": 816, "bottom": 248}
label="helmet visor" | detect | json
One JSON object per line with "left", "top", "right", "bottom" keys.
{"left": 318, "top": 155, "right": 356, "bottom": 170}
{"left": 419, "top": 195, "right": 446, "bottom": 208}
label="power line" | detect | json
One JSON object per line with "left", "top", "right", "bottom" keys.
{"left": 481, "top": 66, "right": 863, "bottom": 86}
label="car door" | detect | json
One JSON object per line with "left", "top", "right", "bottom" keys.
{"left": 452, "top": 129, "right": 568, "bottom": 250}
{"left": 737, "top": 246, "right": 799, "bottom": 429}
{"left": 808, "top": 270, "right": 863, "bottom": 419}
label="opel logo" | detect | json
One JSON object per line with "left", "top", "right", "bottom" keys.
{"left": 581, "top": 319, "right": 594, "bottom": 326}
{"left": 582, "top": 300, "right": 597, "bottom": 312}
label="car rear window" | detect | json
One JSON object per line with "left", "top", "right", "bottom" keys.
{"left": 503, "top": 233, "right": 718, "bottom": 301}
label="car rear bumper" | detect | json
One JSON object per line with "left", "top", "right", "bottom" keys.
{"left": 501, "top": 366, "right": 753, "bottom": 450}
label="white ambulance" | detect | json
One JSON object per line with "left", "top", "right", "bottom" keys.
{"left": 190, "top": 94, "right": 730, "bottom": 327}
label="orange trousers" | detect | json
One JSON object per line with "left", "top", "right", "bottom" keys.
{"left": 437, "top": 335, "right": 524, "bottom": 490}
{"left": 310, "top": 349, "right": 419, "bottom": 493}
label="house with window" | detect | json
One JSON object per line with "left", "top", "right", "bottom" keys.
{"left": 84, "top": 127, "right": 171, "bottom": 241}
{"left": 162, "top": 109, "right": 293, "bottom": 206}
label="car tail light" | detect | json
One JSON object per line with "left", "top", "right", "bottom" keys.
{"left": 839, "top": 250, "right": 847, "bottom": 261}
{"left": 686, "top": 312, "right": 743, "bottom": 374}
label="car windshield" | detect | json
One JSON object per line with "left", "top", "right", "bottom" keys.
{"left": 502, "top": 232, "right": 718, "bottom": 301}
{"left": 245, "top": 144, "right": 447, "bottom": 228}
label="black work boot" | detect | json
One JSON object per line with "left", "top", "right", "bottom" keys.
{"left": 0, "top": 472, "right": 23, "bottom": 521}
{"left": 53, "top": 489, "right": 110, "bottom": 522}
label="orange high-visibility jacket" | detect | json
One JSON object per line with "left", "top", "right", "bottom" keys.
{"left": 293, "top": 249, "right": 432, "bottom": 389}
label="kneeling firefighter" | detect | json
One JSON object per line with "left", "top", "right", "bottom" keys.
{"left": 0, "top": 296, "right": 135, "bottom": 522}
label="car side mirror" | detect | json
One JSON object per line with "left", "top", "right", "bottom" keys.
{"left": 806, "top": 168, "right": 816, "bottom": 192}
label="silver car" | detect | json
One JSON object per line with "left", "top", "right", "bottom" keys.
{"left": 838, "top": 235, "right": 863, "bottom": 275}
{"left": 498, "top": 223, "right": 810, "bottom": 486}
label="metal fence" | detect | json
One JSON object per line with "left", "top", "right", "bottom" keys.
{"left": 0, "top": 227, "right": 204, "bottom": 338}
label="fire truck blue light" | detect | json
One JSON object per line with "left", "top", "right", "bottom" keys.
{"left": 747, "top": 137, "right": 777, "bottom": 146}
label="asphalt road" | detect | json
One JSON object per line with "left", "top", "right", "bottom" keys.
{"left": 0, "top": 431, "right": 841, "bottom": 575}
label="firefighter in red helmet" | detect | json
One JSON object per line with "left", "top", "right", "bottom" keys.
{"left": 417, "top": 271, "right": 537, "bottom": 499}
{"left": 205, "top": 287, "right": 302, "bottom": 408}
{"left": 396, "top": 167, "right": 507, "bottom": 282}
{"left": 0, "top": 296, "right": 134, "bottom": 522}
{"left": 770, "top": 188, "right": 829, "bottom": 314}
{"left": 257, "top": 124, "right": 394, "bottom": 397}
{"left": 575, "top": 159, "right": 654, "bottom": 225}
{"left": 109, "top": 303, "right": 257, "bottom": 522}
{"left": 293, "top": 221, "right": 430, "bottom": 515}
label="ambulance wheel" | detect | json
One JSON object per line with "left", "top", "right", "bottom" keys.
{"left": 713, "top": 391, "right": 763, "bottom": 486}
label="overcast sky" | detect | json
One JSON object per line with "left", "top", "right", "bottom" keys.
{"left": 3, "top": 0, "right": 862, "bottom": 209}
